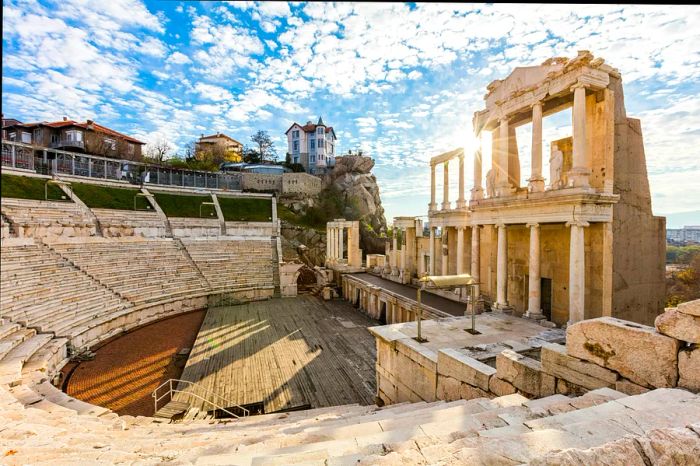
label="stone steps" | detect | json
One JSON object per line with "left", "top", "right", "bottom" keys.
{"left": 0, "top": 333, "right": 53, "bottom": 386}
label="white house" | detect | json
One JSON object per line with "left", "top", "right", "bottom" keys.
{"left": 285, "top": 116, "right": 337, "bottom": 174}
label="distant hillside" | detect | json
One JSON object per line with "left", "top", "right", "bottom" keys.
{"left": 661, "top": 210, "right": 700, "bottom": 229}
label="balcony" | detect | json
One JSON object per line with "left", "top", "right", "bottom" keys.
{"left": 50, "top": 139, "right": 85, "bottom": 150}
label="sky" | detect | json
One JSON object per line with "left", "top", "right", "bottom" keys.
{"left": 3, "top": 1, "right": 700, "bottom": 227}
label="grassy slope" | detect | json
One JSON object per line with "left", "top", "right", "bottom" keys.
{"left": 1, "top": 173, "right": 69, "bottom": 201}
{"left": 69, "top": 182, "right": 149, "bottom": 210}
{"left": 153, "top": 192, "right": 216, "bottom": 218}
{"left": 218, "top": 196, "right": 272, "bottom": 222}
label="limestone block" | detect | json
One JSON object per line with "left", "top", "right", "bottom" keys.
{"left": 459, "top": 382, "right": 492, "bottom": 400}
{"left": 556, "top": 378, "right": 586, "bottom": 396}
{"left": 437, "top": 349, "right": 495, "bottom": 391}
{"left": 496, "top": 349, "right": 547, "bottom": 396}
{"left": 540, "top": 372, "right": 556, "bottom": 397}
{"left": 540, "top": 343, "right": 618, "bottom": 383}
{"left": 566, "top": 317, "right": 680, "bottom": 388}
{"left": 544, "top": 361, "right": 614, "bottom": 391}
{"left": 436, "top": 375, "right": 460, "bottom": 401}
{"left": 678, "top": 299, "right": 700, "bottom": 317}
{"left": 655, "top": 308, "right": 700, "bottom": 343}
{"left": 528, "top": 436, "right": 646, "bottom": 466}
{"left": 615, "top": 378, "right": 650, "bottom": 396}
{"left": 679, "top": 345, "right": 700, "bottom": 392}
{"left": 488, "top": 376, "right": 516, "bottom": 397}
{"left": 636, "top": 426, "right": 700, "bottom": 465}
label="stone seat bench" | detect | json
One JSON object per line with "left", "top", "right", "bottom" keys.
{"left": 0, "top": 333, "right": 54, "bottom": 386}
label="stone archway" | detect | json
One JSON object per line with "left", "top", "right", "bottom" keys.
{"left": 295, "top": 265, "right": 317, "bottom": 293}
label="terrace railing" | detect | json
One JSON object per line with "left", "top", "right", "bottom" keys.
{"left": 1, "top": 140, "right": 242, "bottom": 191}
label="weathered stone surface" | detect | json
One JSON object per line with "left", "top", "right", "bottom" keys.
{"left": 488, "top": 376, "right": 516, "bottom": 397}
{"left": 437, "top": 349, "right": 495, "bottom": 391}
{"left": 615, "top": 378, "right": 650, "bottom": 396}
{"left": 541, "top": 343, "right": 618, "bottom": 383}
{"left": 679, "top": 345, "right": 700, "bottom": 392}
{"left": 678, "top": 299, "right": 700, "bottom": 317}
{"left": 636, "top": 426, "right": 700, "bottom": 465}
{"left": 566, "top": 317, "right": 680, "bottom": 388}
{"left": 459, "top": 382, "right": 492, "bottom": 401}
{"left": 545, "top": 361, "right": 615, "bottom": 391}
{"left": 436, "top": 375, "right": 460, "bottom": 401}
{"left": 655, "top": 307, "right": 700, "bottom": 343}
{"left": 529, "top": 436, "right": 646, "bottom": 466}
{"left": 496, "top": 350, "right": 548, "bottom": 396}
{"left": 556, "top": 378, "right": 586, "bottom": 396}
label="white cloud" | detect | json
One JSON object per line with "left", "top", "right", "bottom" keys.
{"left": 167, "top": 51, "right": 191, "bottom": 64}
{"left": 193, "top": 83, "right": 233, "bottom": 101}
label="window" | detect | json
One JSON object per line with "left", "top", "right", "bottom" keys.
{"left": 33, "top": 129, "right": 42, "bottom": 143}
{"left": 51, "top": 133, "right": 59, "bottom": 144}
{"left": 310, "top": 139, "right": 315, "bottom": 149}
{"left": 310, "top": 155, "right": 315, "bottom": 163}
{"left": 292, "top": 130, "right": 299, "bottom": 138}
{"left": 330, "top": 144, "right": 334, "bottom": 155}
{"left": 8, "top": 132, "right": 16, "bottom": 141}
{"left": 21, "top": 132, "right": 31, "bottom": 143}
{"left": 65, "top": 129, "right": 83, "bottom": 141}
{"left": 317, "top": 127, "right": 323, "bottom": 134}
{"left": 128, "top": 143, "right": 135, "bottom": 154}
{"left": 317, "top": 138, "right": 323, "bottom": 149}
{"left": 293, "top": 140, "right": 299, "bottom": 152}
{"left": 293, "top": 155, "right": 299, "bottom": 164}
{"left": 104, "top": 138, "right": 116, "bottom": 150}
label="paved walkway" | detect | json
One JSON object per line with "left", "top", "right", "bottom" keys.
{"left": 352, "top": 273, "right": 471, "bottom": 317}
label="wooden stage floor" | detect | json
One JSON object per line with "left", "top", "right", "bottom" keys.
{"left": 175, "top": 296, "right": 379, "bottom": 414}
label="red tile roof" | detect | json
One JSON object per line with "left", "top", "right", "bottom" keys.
{"left": 285, "top": 122, "right": 337, "bottom": 139}
{"left": 198, "top": 133, "right": 242, "bottom": 145}
{"left": 17, "top": 119, "right": 145, "bottom": 144}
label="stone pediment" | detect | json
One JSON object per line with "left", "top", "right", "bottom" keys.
{"left": 486, "top": 63, "right": 565, "bottom": 104}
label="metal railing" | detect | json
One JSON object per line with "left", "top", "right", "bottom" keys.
{"left": 1, "top": 140, "right": 242, "bottom": 191}
{"left": 50, "top": 139, "right": 85, "bottom": 150}
{"left": 152, "top": 378, "right": 249, "bottom": 419}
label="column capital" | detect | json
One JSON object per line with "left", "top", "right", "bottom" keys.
{"left": 526, "top": 222, "right": 540, "bottom": 229}
{"left": 470, "top": 223, "right": 483, "bottom": 229}
{"left": 456, "top": 226, "right": 465, "bottom": 232}
{"left": 570, "top": 81, "right": 587, "bottom": 92}
{"left": 530, "top": 100, "right": 543, "bottom": 110}
{"left": 495, "top": 222, "right": 507, "bottom": 230}
{"left": 565, "top": 220, "right": 590, "bottom": 228}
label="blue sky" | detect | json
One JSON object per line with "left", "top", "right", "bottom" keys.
{"left": 3, "top": 1, "right": 700, "bottom": 226}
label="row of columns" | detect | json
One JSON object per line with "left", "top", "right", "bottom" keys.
{"left": 430, "top": 152, "right": 467, "bottom": 211}
{"left": 472, "top": 82, "right": 591, "bottom": 199}
{"left": 327, "top": 226, "right": 344, "bottom": 262}
{"left": 427, "top": 221, "right": 588, "bottom": 325}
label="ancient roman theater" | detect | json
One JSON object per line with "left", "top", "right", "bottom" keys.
{"left": 1, "top": 53, "right": 699, "bottom": 464}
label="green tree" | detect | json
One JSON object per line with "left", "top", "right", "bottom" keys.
{"left": 250, "top": 130, "right": 275, "bottom": 163}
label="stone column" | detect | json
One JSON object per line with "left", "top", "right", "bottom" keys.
{"left": 456, "top": 227, "right": 465, "bottom": 274}
{"left": 441, "top": 161, "right": 450, "bottom": 210}
{"left": 338, "top": 226, "right": 344, "bottom": 261}
{"left": 326, "top": 225, "right": 331, "bottom": 264}
{"left": 429, "top": 164, "right": 437, "bottom": 211}
{"left": 457, "top": 153, "right": 466, "bottom": 208}
{"left": 567, "top": 220, "right": 589, "bottom": 325}
{"left": 525, "top": 223, "right": 544, "bottom": 320}
{"left": 570, "top": 83, "right": 590, "bottom": 188}
{"left": 391, "top": 228, "right": 399, "bottom": 275}
{"left": 471, "top": 224, "right": 481, "bottom": 297}
{"left": 429, "top": 226, "right": 435, "bottom": 276}
{"left": 400, "top": 228, "right": 407, "bottom": 272}
{"left": 528, "top": 102, "right": 545, "bottom": 192}
{"left": 333, "top": 227, "right": 338, "bottom": 261}
{"left": 494, "top": 223, "right": 511, "bottom": 312}
{"left": 471, "top": 142, "right": 483, "bottom": 200}
{"left": 441, "top": 228, "right": 449, "bottom": 276}
{"left": 496, "top": 118, "right": 512, "bottom": 197}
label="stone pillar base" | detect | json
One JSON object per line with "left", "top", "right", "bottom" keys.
{"left": 456, "top": 199, "right": 467, "bottom": 209}
{"left": 524, "top": 310, "right": 546, "bottom": 320}
{"left": 493, "top": 303, "right": 514, "bottom": 314}
{"left": 428, "top": 203, "right": 437, "bottom": 212}
{"left": 495, "top": 183, "right": 516, "bottom": 197}
{"left": 390, "top": 266, "right": 399, "bottom": 277}
{"left": 567, "top": 168, "right": 591, "bottom": 188}
{"left": 527, "top": 176, "right": 545, "bottom": 193}
{"left": 470, "top": 187, "right": 484, "bottom": 200}
{"left": 441, "top": 202, "right": 451, "bottom": 210}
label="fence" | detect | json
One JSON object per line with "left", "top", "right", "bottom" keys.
{"left": 1, "top": 140, "right": 242, "bottom": 190}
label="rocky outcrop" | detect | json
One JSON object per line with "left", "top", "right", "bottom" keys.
{"left": 279, "top": 224, "right": 326, "bottom": 267}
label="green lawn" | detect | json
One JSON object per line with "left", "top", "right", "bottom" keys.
{"left": 218, "top": 196, "right": 272, "bottom": 222}
{"left": 69, "top": 182, "right": 150, "bottom": 210}
{"left": 153, "top": 192, "right": 217, "bottom": 218}
{"left": 1, "top": 173, "right": 69, "bottom": 201}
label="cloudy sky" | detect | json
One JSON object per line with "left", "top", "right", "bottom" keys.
{"left": 3, "top": 1, "right": 699, "bottom": 226}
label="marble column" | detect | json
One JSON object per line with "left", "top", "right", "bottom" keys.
{"left": 494, "top": 223, "right": 511, "bottom": 312}
{"left": 429, "top": 164, "right": 437, "bottom": 211}
{"left": 528, "top": 102, "right": 545, "bottom": 192}
{"left": 441, "top": 229, "right": 449, "bottom": 276}
{"left": 391, "top": 228, "right": 398, "bottom": 275}
{"left": 441, "top": 161, "right": 450, "bottom": 210}
{"left": 471, "top": 142, "right": 483, "bottom": 200}
{"left": 326, "top": 226, "right": 331, "bottom": 264}
{"left": 429, "top": 227, "right": 435, "bottom": 276}
{"left": 338, "top": 227, "right": 344, "bottom": 261}
{"left": 400, "top": 228, "right": 407, "bottom": 272}
{"left": 456, "top": 227, "right": 465, "bottom": 274}
{"left": 570, "top": 83, "right": 590, "bottom": 188}
{"left": 496, "top": 118, "right": 512, "bottom": 196}
{"left": 567, "top": 220, "right": 589, "bottom": 325}
{"left": 471, "top": 224, "right": 481, "bottom": 297}
{"left": 333, "top": 227, "right": 339, "bottom": 261}
{"left": 525, "top": 223, "right": 544, "bottom": 319}
{"left": 457, "top": 153, "right": 466, "bottom": 208}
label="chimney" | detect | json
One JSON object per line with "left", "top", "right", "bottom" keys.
{"left": 86, "top": 119, "right": 94, "bottom": 129}
{"left": 63, "top": 116, "right": 68, "bottom": 121}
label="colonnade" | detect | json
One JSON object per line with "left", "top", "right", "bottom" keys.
{"left": 326, "top": 219, "right": 362, "bottom": 268}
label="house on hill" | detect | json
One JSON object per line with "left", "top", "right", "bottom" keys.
{"left": 195, "top": 132, "right": 243, "bottom": 163}
{"left": 285, "top": 116, "right": 337, "bottom": 174}
{"left": 2, "top": 116, "right": 145, "bottom": 161}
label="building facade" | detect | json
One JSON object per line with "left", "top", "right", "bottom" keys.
{"left": 385, "top": 51, "right": 666, "bottom": 327}
{"left": 2, "top": 117, "right": 145, "bottom": 161}
{"left": 285, "top": 116, "right": 337, "bottom": 174}
{"left": 667, "top": 226, "right": 700, "bottom": 244}
{"left": 196, "top": 133, "right": 243, "bottom": 163}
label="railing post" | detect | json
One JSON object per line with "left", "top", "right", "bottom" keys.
{"left": 11, "top": 144, "right": 16, "bottom": 167}
{"left": 71, "top": 155, "right": 75, "bottom": 175}
{"left": 104, "top": 160, "right": 107, "bottom": 179}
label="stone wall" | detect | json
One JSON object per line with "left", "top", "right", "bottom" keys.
{"left": 281, "top": 173, "right": 323, "bottom": 197}
{"left": 241, "top": 173, "right": 283, "bottom": 193}
{"left": 371, "top": 300, "right": 700, "bottom": 405}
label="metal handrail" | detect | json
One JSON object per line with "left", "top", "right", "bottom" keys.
{"left": 152, "top": 378, "right": 249, "bottom": 419}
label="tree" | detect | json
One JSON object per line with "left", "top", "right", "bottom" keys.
{"left": 146, "top": 138, "right": 172, "bottom": 163}
{"left": 250, "top": 130, "right": 275, "bottom": 163}
{"left": 242, "top": 146, "right": 261, "bottom": 164}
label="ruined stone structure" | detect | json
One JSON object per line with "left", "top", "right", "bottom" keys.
{"left": 325, "top": 219, "right": 362, "bottom": 270}
{"left": 386, "top": 52, "right": 666, "bottom": 326}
